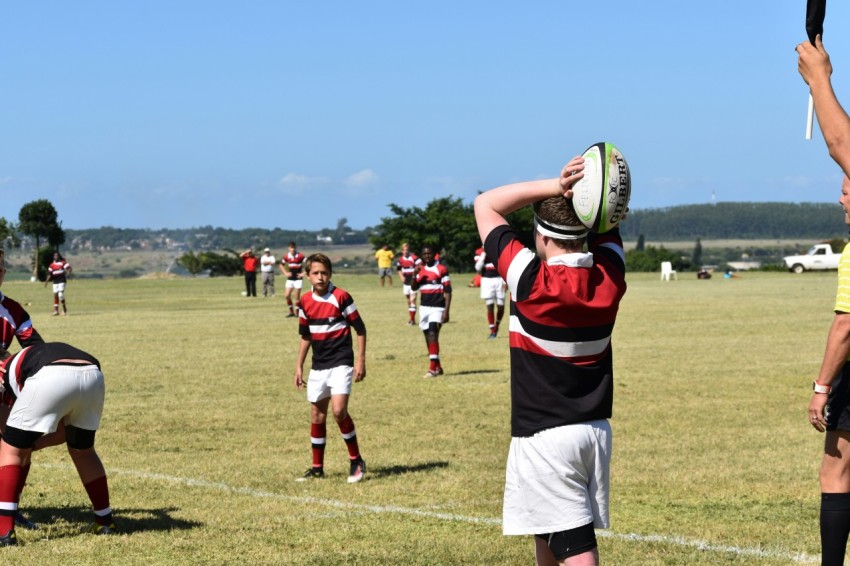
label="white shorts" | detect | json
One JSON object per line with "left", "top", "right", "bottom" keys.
{"left": 306, "top": 365, "right": 354, "bottom": 403}
{"left": 418, "top": 306, "right": 444, "bottom": 330}
{"left": 503, "top": 420, "right": 611, "bottom": 535}
{"left": 52, "top": 282, "right": 66, "bottom": 294}
{"left": 286, "top": 279, "right": 303, "bottom": 290}
{"left": 7, "top": 365, "right": 105, "bottom": 433}
{"left": 403, "top": 284, "right": 417, "bottom": 297}
{"left": 480, "top": 276, "right": 506, "bottom": 305}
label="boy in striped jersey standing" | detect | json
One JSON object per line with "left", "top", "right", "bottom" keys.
{"left": 294, "top": 254, "right": 366, "bottom": 483}
{"left": 411, "top": 246, "right": 451, "bottom": 378}
{"left": 474, "top": 154, "right": 628, "bottom": 566}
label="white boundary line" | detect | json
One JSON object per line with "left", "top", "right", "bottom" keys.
{"left": 44, "top": 464, "right": 820, "bottom": 563}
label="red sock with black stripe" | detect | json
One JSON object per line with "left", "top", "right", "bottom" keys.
{"left": 338, "top": 415, "right": 360, "bottom": 460}
{"left": 83, "top": 475, "right": 112, "bottom": 525}
{"left": 311, "top": 423, "right": 326, "bottom": 468}
{"left": 0, "top": 466, "right": 21, "bottom": 534}
{"left": 428, "top": 342, "right": 440, "bottom": 371}
{"left": 15, "top": 463, "right": 29, "bottom": 501}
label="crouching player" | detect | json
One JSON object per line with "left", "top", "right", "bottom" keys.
{"left": 474, "top": 155, "right": 628, "bottom": 566}
{"left": 294, "top": 254, "right": 367, "bottom": 483}
{"left": 0, "top": 342, "right": 115, "bottom": 546}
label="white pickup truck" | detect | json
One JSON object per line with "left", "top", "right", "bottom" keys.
{"left": 784, "top": 243, "right": 841, "bottom": 273}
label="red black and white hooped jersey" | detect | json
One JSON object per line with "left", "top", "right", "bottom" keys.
{"left": 484, "top": 225, "right": 626, "bottom": 438}
{"left": 396, "top": 253, "right": 421, "bottom": 285}
{"left": 415, "top": 263, "right": 452, "bottom": 308}
{"left": 474, "top": 247, "right": 499, "bottom": 278}
{"left": 298, "top": 283, "right": 366, "bottom": 370}
{"left": 0, "top": 291, "right": 42, "bottom": 352}
{"left": 48, "top": 260, "right": 70, "bottom": 284}
{"left": 282, "top": 251, "right": 305, "bottom": 280}
{"left": 1, "top": 342, "right": 99, "bottom": 401}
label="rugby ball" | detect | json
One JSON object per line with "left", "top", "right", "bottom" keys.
{"left": 571, "top": 142, "right": 631, "bottom": 233}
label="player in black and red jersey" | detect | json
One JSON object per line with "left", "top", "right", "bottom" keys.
{"left": 294, "top": 253, "right": 366, "bottom": 483}
{"left": 0, "top": 253, "right": 49, "bottom": 532}
{"left": 0, "top": 257, "right": 42, "bottom": 353}
{"left": 474, "top": 154, "right": 628, "bottom": 566}
{"left": 411, "top": 246, "right": 451, "bottom": 378}
{"left": 395, "top": 243, "right": 421, "bottom": 326}
{"left": 474, "top": 246, "right": 506, "bottom": 339}
{"left": 0, "top": 342, "right": 116, "bottom": 545}
{"left": 280, "top": 242, "right": 306, "bottom": 318}
{"left": 46, "top": 252, "right": 71, "bottom": 316}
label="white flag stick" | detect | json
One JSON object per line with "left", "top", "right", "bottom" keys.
{"left": 806, "top": 93, "right": 815, "bottom": 140}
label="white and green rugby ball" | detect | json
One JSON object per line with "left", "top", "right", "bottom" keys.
{"left": 571, "top": 142, "right": 631, "bottom": 233}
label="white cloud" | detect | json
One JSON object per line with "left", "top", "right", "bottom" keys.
{"left": 277, "top": 173, "right": 329, "bottom": 195}
{"left": 345, "top": 169, "right": 379, "bottom": 187}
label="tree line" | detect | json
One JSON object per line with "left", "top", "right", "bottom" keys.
{"left": 5, "top": 198, "right": 847, "bottom": 277}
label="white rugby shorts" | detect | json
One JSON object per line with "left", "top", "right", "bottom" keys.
{"left": 403, "top": 284, "right": 417, "bottom": 297}
{"left": 306, "top": 365, "right": 354, "bottom": 403}
{"left": 286, "top": 279, "right": 303, "bottom": 290}
{"left": 8, "top": 364, "right": 104, "bottom": 433}
{"left": 479, "top": 276, "right": 506, "bottom": 305}
{"left": 418, "top": 306, "right": 444, "bottom": 330}
{"left": 52, "top": 282, "right": 66, "bottom": 294}
{"left": 503, "top": 420, "right": 611, "bottom": 535}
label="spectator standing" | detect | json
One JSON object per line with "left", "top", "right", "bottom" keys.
{"left": 239, "top": 248, "right": 258, "bottom": 297}
{"left": 375, "top": 244, "right": 395, "bottom": 287}
{"left": 260, "top": 248, "right": 276, "bottom": 298}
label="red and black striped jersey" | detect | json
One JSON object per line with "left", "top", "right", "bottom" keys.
{"left": 474, "top": 247, "right": 499, "bottom": 278}
{"left": 283, "top": 251, "right": 305, "bottom": 280}
{"left": 414, "top": 263, "right": 451, "bottom": 308}
{"left": 484, "top": 225, "right": 626, "bottom": 437}
{"left": 2, "top": 342, "right": 99, "bottom": 400}
{"left": 0, "top": 292, "right": 42, "bottom": 352}
{"left": 396, "top": 253, "right": 421, "bottom": 285}
{"left": 48, "top": 260, "right": 70, "bottom": 284}
{"left": 298, "top": 283, "right": 365, "bottom": 370}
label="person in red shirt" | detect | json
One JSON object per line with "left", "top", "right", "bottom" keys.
{"left": 239, "top": 248, "right": 258, "bottom": 297}
{"left": 294, "top": 253, "right": 366, "bottom": 483}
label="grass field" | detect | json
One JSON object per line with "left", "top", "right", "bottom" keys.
{"left": 0, "top": 270, "right": 839, "bottom": 564}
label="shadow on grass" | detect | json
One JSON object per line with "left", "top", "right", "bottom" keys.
{"left": 368, "top": 461, "right": 449, "bottom": 479}
{"left": 22, "top": 505, "right": 201, "bottom": 538}
{"left": 451, "top": 369, "right": 502, "bottom": 376}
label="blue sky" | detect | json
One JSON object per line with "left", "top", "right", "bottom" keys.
{"left": 2, "top": 1, "right": 848, "bottom": 230}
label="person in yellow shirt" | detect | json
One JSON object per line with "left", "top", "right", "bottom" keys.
{"left": 374, "top": 244, "right": 395, "bottom": 287}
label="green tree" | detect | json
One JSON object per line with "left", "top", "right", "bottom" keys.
{"left": 200, "top": 250, "right": 242, "bottom": 277}
{"left": 692, "top": 237, "right": 703, "bottom": 267}
{"left": 370, "top": 197, "right": 480, "bottom": 272}
{"left": 0, "top": 218, "right": 19, "bottom": 251}
{"left": 18, "top": 199, "right": 65, "bottom": 281}
{"left": 371, "top": 196, "right": 537, "bottom": 273}
{"left": 177, "top": 251, "right": 205, "bottom": 277}
{"left": 626, "top": 246, "right": 688, "bottom": 272}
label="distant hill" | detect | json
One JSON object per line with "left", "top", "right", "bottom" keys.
{"left": 61, "top": 202, "right": 848, "bottom": 252}
{"left": 618, "top": 202, "right": 847, "bottom": 241}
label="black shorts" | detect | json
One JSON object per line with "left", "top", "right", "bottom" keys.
{"left": 827, "top": 363, "right": 850, "bottom": 432}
